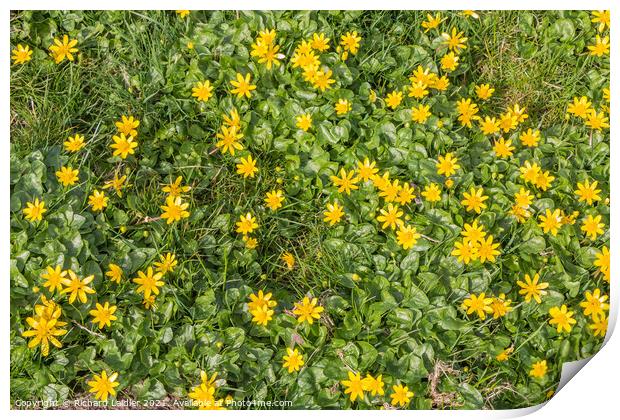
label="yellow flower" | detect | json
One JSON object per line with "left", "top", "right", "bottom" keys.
{"left": 529, "top": 360, "right": 547, "bottom": 378}
{"left": 567, "top": 96, "right": 593, "bottom": 119}
{"left": 296, "top": 113, "right": 312, "bottom": 131}
{"left": 461, "top": 220, "right": 486, "bottom": 244}
{"left": 479, "top": 116, "right": 500, "bottom": 135}
{"left": 593, "top": 246, "right": 610, "bottom": 282}
{"left": 54, "top": 165, "right": 79, "bottom": 187}
{"left": 538, "top": 208, "right": 562, "bottom": 236}
{"left": 520, "top": 161, "right": 541, "bottom": 184}
{"left": 508, "top": 104, "right": 528, "bottom": 123}
{"left": 87, "top": 371, "right": 119, "bottom": 401}
{"left": 312, "top": 68, "right": 336, "bottom": 91}
{"left": 411, "top": 104, "right": 431, "bottom": 124}
{"left": 588, "top": 35, "right": 610, "bottom": 57}
{"left": 281, "top": 252, "right": 295, "bottom": 269}
{"left": 396, "top": 224, "right": 421, "bottom": 250}
{"left": 162, "top": 176, "right": 190, "bottom": 198}
{"left": 385, "top": 90, "right": 403, "bottom": 109}
{"left": 455, "top": 98, "right": 479, "bottom": 127}
{"left": 493, "top": 137, "right": 515, "bottom": 158}
{"left": 462, "top": 10, "right": 480, "bottom": 19}
{"left": 461, "top": 187, "right": 488, "bottom": 214}
{"left": 89, "top": 302, "right": 118, "bottom": 329}
{"left": 585, "top": 110, "right": 610, "bottom": 130}
{"left": 331, "top": 168, "right": 359, "bottom": 195}
{"left": 510, "top": 204, "right": 531, "bottom": 223}
{"left": 216, "top": 125, "right": 244, "bottom": 156}
{"left": 236, "top": 213, "right": 258, "bottom": 235}
{"left": 293, "top": 296, "right": 324, "bottom": 324}
{"left": 496, "top": 347, "right": 513, "bottom": 362}
{"left": 243, "top": 236, "right": 258, "bottom": 249}
{"left": 64, "top": 134, "right": 86, "bottom": 152}
{"left": 154, "top": 253, "right": 178, "bottom": 275}
{"left": 421, "top": 13, "right": 444, "bottom": 32}
{"left": 40, "top": 265, "right": 68, "bottom": 294}
{"left": 252, "top": 41, "right": 282, "bottom": 70}
{"left": 356, "top": 158, "right": 378, "bottom": 181}
{"left": 396, "top": 183, "right": 416, "bottom": 205}
{"left": 143, "top": 295, "right": 156, "bottom": 310}
{"left": 188, "top": 382, "right": 217, "bottom": 410}
{"left": 61, "top": 270, "right": 95, "bottom": 304}
{"left": 390, "top": 383, "right": 414, "bottom": 407}
{"left": 324, "top": 201, "right": 345, "bottom": 225}
{"left": 363, "top": 373, "right": 385, "bottom": 396}
{"left": 340, "top": 31, "right": 361, "bottom": 56}
{"left": 575, "top": 179, "right": 602, "bottom": 205}
{"left": 451, "top": 240, "right": 478, "bottom": 264}
{"left": 88, "top": 190, "right": 109, "bottom": 212}
{"left": 23, "top": 198, "right": 47, "bottom": 222}
{"left": 282, "top": 348, "right": 304, "bottom": 373}
{"left": 513, "top": 187, "right": 533, "bottom": 209}
{"left": 229, "top": 72, "right": 257, "bottom": 99}
{"left": 548, "top": 305, "right": 577, "bottom": 333}
{"left": 115, "top": 115, "right": 140, "bottom": 138}
{"left": 223, "top": 108, "right": 241, "bottom": 130}
{"left": 534, "top": 170, "right": 554, "bottom": 191}
{"left": 477, "top": 235, "right": 500, "bottom": 263}
{"left": 133, "top": 266, "right": 164, "bottom": 299}
{"left": 110, "top": 133, "right": 138, "bottom": 159}
{"left": 103, "top": 174, "right": 128, "bottom": 197}
{"left": 311, "top": 32, "right": 330, "bottom": 51}
{"left": 248, "top": 290, "right": 277, "bottom": 312}
{"left": 581, "top": 214, "right": 604, "bottom": 240}
{"left": 440, "top": 52, "right": 459, "bottom": 72}
{"left": 442, "top": 28, "right": 468, "bottom": 52}
{"left": 580, "top": 289, "right": 609, "bottom": 320}
{"left": 105, "top": 263, "right": 123, "bottom": 284}
{"left": 236, "top": 155, "right": 258, "bottom": 178}
{"left": 176, "top": 10, "right": 190, "bottom": 18}
{"left": 407, "top": 81, "right": 429, "bottom": 99}
{"left": 335, "top": 98, "right": 352, "bottom": 116}
{"left": 421, "top": 183, "right": 441, "bottom": 202}
{"left": 590, "top": 314, "right": 608, "bottom": 337}
{"left": 436, "top": 153, "right": 460, "bottom": 177}
{"left": 192, "top": 80, "right": 214, "bottom": 102}
{"left": 519, "top": 128, "right": 541, "bottom": 147}
{"left": 49, "top": 35, "right": 78, "bottom": 63}
{"left": 258, "top": 29, "right": 277, "bottom": 45}
{"left": 22, "top": 309, "right": 67, "bottom": 357}
{"left": 265, "top": 190, "right": 285, "bottom": 211}
{"left": 490, "top": 293, "right": 512, "bottom": 319}
{"left": 591, "top": 10, "right": 610, "bottom": 33}
{"left": 517, "top": 273, "right": 548, "bottom": 304}
{"left": 160, "top": 196, "right": 190, "bottom": 224}
{"left": 462, "top": 293, "right": 493, "bottom": 320}
{"left": 475, "top": 84, "right": 494, "bottom": 100}
{"left": 378, "top": 178, "right": 401, "bottom": 203}
{"left": 250, "top": 304, "right": 274, "bottom": 326}
{"left": 11, "top": 44, "right": 33, "bottom": 65}
{"left": 341, "top": 371, "right": 365, "bottom": 402}
{"left": 498, "top": 112, "right": 518, "bottom": 133}
{"left": 377, "top": 203, "right": 404, "bottom": 230}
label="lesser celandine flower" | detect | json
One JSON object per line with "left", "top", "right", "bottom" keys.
{"left": 56, "top": 166, "right": 79, "bottom": 187}
{"left": 229, "top": 73, "right": 257, "bottom": 99}
{"left": 115, "top": 115, "right": 140, "bottom": 137}
{"left": 133, "top": 267, "right": 164, "bottom": 299}
{"left": 88, "top": 371, "right": 119, "bottom": 401}
{"left": 390, "top": 383, "right": 414, "bottom": 407}
{"left": 335, "top": 98, "right": 351, "bottom": 115}
{"left": 49, "top": 35, "right": 78, "bottom": 63}
{"left": 548, "top": 305, "right": 576, "bottom": 333}
{"left": 64, "top": 134, "right": 86, "bottom": 152}
{"left": 296, "top": 113, "right": 312, "bottom": 131}
{"left": 23, "top": 198, "right": 47, "bottom": 222}
{"left": 282, "top": 348, "right": 304, "bottom": 373}
{"left": 462, "top": 293, "right": 493, "bottom": 320}
{"left": 341, "top": 371, "right": 365, "bottom": 402}
{"left": 529, "top": 360, "right": 547, "bottom": 378}
{"left": 293, "top": 296, "right": 324, "bottom": 324}
{"left": 61, "top": 270, "right": 95, "bottom": 304}
{"left": 216, "top": 125, "right": 244, "bottom": 155}
{"left": 264, "top": 190, "right": 284, "bottom": 211}
{"left": 236, "top": 213, "right": 258, "bottom": 235}
{"left": 160, "top": 196, "right": 190, "bottom": 223}
{"left": 461, "top": 187, "right": 488, "bottom": 214}
{"left": 40, "top": 265, "right": 68, "bottom": 294}
{"left": 330, "top": 168, "right": 359, "bottom": 194}
{"left": 579, "top": 289, "right": 609, "bottom": 320}
{"left": 236, "top": 155, "right": 258, "bottom": 178}
{"left": 110, "top": 133, "right": 138, "bottom": 159}
{"left": 281, "top": 252, "right": 295, "bottom": 269}
{"left": 90, "top": 302, "right": 118, "bottom": 329}
{"left": 88, "top": 190, "right": 109, "bottom": 212}
{"left": 377, "top": 203, "right": 403, "bottom": 230}
{"left": 154, "top": 253, "right": 178, "bottom": 274}
{"left": 12, "top": 44, "right": 33, "bottom": 65}
{"left": 192, "top": 80, "right": 214, "bottom": 102}
{"left": 581, "top": 214, "right": 604, "bottom": 240}
{"left": 324, "top": 201, "right": 345, "bottom": 225}
{"left": 421, "top": 13, "right": 444, "bottom": 32}
{"left": 106, "top": 263, "right": 123, "bottom": 284}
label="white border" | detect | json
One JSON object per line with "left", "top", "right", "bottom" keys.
{"left": 3, "top": 1, "right": 617, "bottom": 418}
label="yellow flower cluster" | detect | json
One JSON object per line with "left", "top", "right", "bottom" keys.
{"left": 247, "top": 290, "right": 324, "bottom": 328}
{"left": 341, "top": 371, "right": 414, "bottom": 407}
{"left": 188, "top": 371, "right": 232, "bottom": 410}
{"left": 251, "top": 29, "right": 283, "bottom": 70}
{"left": 452, "top": 220, "right": 501, "bottom": 265}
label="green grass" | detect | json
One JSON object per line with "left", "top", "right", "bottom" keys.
{"left": 10, "top": 10, "right": 609, "bottom": 410}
